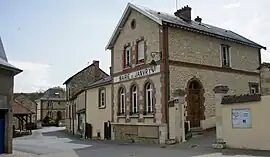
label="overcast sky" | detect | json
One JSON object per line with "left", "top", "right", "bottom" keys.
{"left": 0, "top": 0, "right": 269, "bottom": 93}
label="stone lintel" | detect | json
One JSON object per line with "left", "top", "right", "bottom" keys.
{"left": 213, "top": 85, "right": 229, "bottom": 94}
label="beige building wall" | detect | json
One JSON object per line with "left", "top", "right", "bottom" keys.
{"left": 221, "top": 95, "right": 270, "bottom": 150}
{"left": 86, "top": 84, "right": 111, "bottom": 139}
{"left": 168, "top": 27, "right": 260, "bottom": 129}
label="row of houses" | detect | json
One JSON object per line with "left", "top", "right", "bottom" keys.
{"left": 63, "top": 3, "right": 266, "bottom": 144}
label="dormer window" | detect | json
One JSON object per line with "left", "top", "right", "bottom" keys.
{"left": 221, "top": 44, "right": 230, "bottom": 67}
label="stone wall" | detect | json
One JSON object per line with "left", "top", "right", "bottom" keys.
{"left": 112, "top": 124, "right": 159, "bottom": 144}
{"left": 169, "top": 65, "right": 259, "bottom": 129}
{"left": 113, "top": 74, "right": 162, "bottom": 124}
{"left": 168, "top": 27, "right": 260, "bottom": 72}
{"left": 41, "top": 100, "right": 66, "bottom": 120}
{"left": 112, "top": 10, "right": 160, "bottom": 74}
{"left": 66, "top": 61, "right": 108, "bottom": 100}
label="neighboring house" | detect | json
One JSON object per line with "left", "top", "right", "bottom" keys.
{"left": 35, "top": 99, "right": 41, "bottom": 121}
{"left": 0, "top": 37, "right": 22, "bottom": 154}
{"left": 258, "top": 62, "right": 270, "bottom": 95}
{"left": 105, "top": 3, "right": 266, "bottom": 143}
{"left": 85, "top": 76, "right": 112, "bottom": 140}
{"left": 39, "top": 87, "right": 66, "bottom": 123}
{"left": 13, "top": 93, "right": 37, "bottom": 124}
{"left": 63, "top": 60, "right": 108, "bottom": 135}
{"left": 12, "top": 100, "right": 34, "bottom": 131}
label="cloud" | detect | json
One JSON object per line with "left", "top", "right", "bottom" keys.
{"left": 224, "top": 3, "right": 240, "bottom": 9}
{"left": 10, "top": 60, "right": 54, "bottom": 93}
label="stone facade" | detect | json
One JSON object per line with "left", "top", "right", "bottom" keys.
{"left": 168, "top": 27, "right": 261, "bottom": 129}
{"left": 259, "top": 62, "right": 270, "bottom": 95}
{"left": 109, "top": 9, "right": 167, "bottom": 143}
{"left": 40, "top": 100, "right": 66, "bottom": 120}
{"left": 106, "top": 3, "right": 264, "bottom": 143}
{"left": 64, "top": 60, "right": 108, "bottom": 135}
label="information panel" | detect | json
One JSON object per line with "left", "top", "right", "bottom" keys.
{"left": 232, "top": 108, "right": 251, "bottom": 128}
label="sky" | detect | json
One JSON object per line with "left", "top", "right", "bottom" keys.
{"left": 0, "top": 0, "right": 269, "bottom": 93}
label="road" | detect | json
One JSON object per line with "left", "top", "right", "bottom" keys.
{"left": 12, "top": 127, "right": 270, "bottom": 157}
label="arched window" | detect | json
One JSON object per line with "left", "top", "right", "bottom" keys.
{"left": 118, "top": 87, "right": 126, "bottom": 114}
{"left": 145, "top": 82, "right": 153, "bottom": 113}
{"left": 131, "top": 85, "right": 138, "bottom": 114}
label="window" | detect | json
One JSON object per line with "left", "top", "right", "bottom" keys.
{"left": 221, "top": 44, "right": 230, "bottom": 67}
{"left": 249, "top": 82, "right": 259, "bottom": 94}
{"left": 124, "top": 46, "right": 131, "bottom": 68}
{"left": 145, "top": 82, "right": 153, "bottom": 113}
{"left": 131, "top": 85, "right": 138, "bottom": 114}
{"left": 118, "top": 88, "right": 125, "bottom": 114}
{"left": 99, "top": 89, "right": 106, "bottom": 108}
{"left": 137, "top": 40, "right": 145, "bottom": 63}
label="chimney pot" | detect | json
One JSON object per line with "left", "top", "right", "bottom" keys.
{"left": 174, "top": 5, "right": 192, "bottom": 22}
{"left": 93, "top": 60, "right": 100, "bottom": 80}
{"left": 195, "top": 16, "right": 202, "bottom": 23}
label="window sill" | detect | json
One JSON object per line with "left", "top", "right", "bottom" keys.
{"left": 136, "top": 61, "right": 145, "bottom": 66}
{"left": 129, "top": 114, "right": 139, "bottom": 118}
{"left": 98, "top": 106, "right": 106, "bottom": 109}
{"left": 123, "top": 65, "right": 132, "bottom": 70}
{"left": 117, "top": 115, "right": 126, "bottom": 118}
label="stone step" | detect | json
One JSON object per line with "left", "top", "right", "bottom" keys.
{"left": 165, "top": 139, "right": 176, "bottom": 145}
{"left": 190, "top": 127, "right": 203, "bottom": 136}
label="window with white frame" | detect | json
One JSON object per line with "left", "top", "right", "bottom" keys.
{"left": 131, "top": 85, "right": 138, "bottom": 114}
{"left": 145, "top": 82, "right": 153, "bottom": 113}
{"left": 249, "top": 82, "right": 259, "bottom": 94}
{"left": 119, "top": 88, "right": 125, "bottom": 114}
{"left": 99, "top": 89, "right": 106, "bottom": 108}
{"left": 125, "top": 46, "right": 131, "bottom": 67}
{"left": 221, "top": 44, "right": 230, "bottom": 67}
{"left": 137, "top": 40, "right": 145, "bottom": 63}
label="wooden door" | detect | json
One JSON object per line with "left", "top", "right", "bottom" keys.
{"left": 187, "top": 90, "right": 201, "bottom": 128}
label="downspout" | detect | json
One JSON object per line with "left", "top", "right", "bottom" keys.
{"left": 258, "top": 48, "right": 262, "bottom": 93}
{"left": 84, "top": 90, "right": 87, "bottom": 139}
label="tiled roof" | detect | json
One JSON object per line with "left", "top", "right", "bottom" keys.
{"left": 221, "top": 94, "right": 261, "bottom": 104}
{"left": 106, "top": 3, "right": 266, "bottom": 50}
{"left": 40, "top": 87, "right": 66, "bottom": 101}
{"left": 0, "top": 37, "right": 22, "bottom": 75}
{"left": 12, "top": 101, "right": 33, "bottom": 115}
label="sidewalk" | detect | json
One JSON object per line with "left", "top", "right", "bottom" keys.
{"left": 0, "top": 150, "right": 38, "bottom": 157}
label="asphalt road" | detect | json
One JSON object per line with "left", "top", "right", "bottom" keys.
{"left": 12, "top": 127, "right": 270, "bottom": 157}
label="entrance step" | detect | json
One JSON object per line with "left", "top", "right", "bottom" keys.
{"left": 165, "top": 139, "right": 176, "bottom": 145}
{"left": 190, "top": 127, "right": 203, "bottom": 137}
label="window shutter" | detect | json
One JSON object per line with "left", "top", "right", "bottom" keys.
{"left": 122, "top": 49, "right": 126, "bottom": 68}
{"left": 135, "top": 43, "right": 138, "bottom": 64}
{"left": 98, "top": 90, "right": 101, "bottom": 107}
{"left": 138, "top": 41, "right": 144, "bottom": 61}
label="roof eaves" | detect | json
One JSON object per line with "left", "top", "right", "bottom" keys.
{"left": 105, "top": 3, "right": 162, "bottom": 50}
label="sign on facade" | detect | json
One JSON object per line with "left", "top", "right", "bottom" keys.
{"left": 232, "top": 108, "right": 251, "bottom": 128}
{"left": 113, "top": 65, "right": 161, "bottom": 83}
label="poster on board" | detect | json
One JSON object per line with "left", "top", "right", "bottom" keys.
{"left": 232, "top": 108, "right": 251, "bottom": 128}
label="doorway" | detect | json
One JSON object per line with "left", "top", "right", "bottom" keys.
{"left": 104, "top": 121, "right": 111, "bottom": 140}
{"left": 0, "top": 110, "right": 5, "bottom": 154}
{"left": 186, "top": 78, "right": 205, "bottom": 128}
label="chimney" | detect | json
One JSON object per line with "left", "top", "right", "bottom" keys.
{"left": 93, "top": 60, "right": 100, "bottom": 80}
{"left": 174, "top": 5, "right": 192, "bottom": 22}
{"left": 194, "top": 16, "right": 202, "bottom": 23}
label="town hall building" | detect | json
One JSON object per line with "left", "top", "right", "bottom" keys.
{"left": 105, "top": 3, "right": 266, "bottom": 143}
